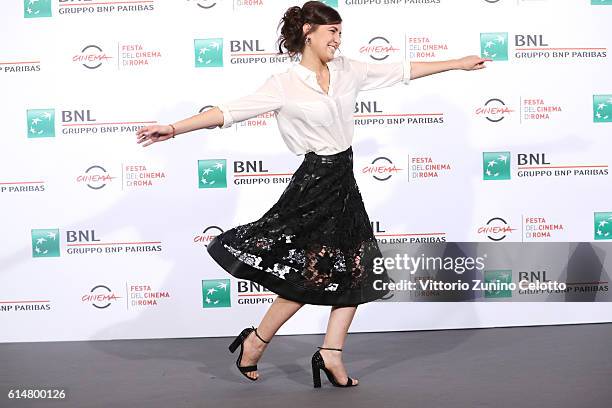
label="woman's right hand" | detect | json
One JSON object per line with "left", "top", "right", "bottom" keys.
{"left": 136, "top": 124, "right": 174, "bottom": 147}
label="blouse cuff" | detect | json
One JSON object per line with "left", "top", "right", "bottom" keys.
{"left": 217, "top": 104, "right": 234, "bottom": 129}
{"left": 402, "top": 59, "right": 411, "bottom": 85}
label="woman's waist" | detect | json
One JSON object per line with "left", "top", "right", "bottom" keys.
{"left": 304, "top": 146, "right": 353, "bottom": 165}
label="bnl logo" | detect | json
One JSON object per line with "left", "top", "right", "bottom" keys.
{"left": 484, "top": 270, "right": 512, "bottom": 298}
{"left": 594, "top": 212, "right": 612, "bottom": 240}
{"left": 202, "top": 279, "right": 231, "bottom": 308}
{"left": 482, "top": 152, "right": 511, "bottom": 180}
{"left": 31, "top": 229, "right": 102, "bottom": 257}
{"left": 319, "top": 0, "right": 338, "bottom": 7}
{"left": 198, "top": 159, "right": 227, "bottom": 188}
{"left": 31, "top": 229, "right": 60, "bottom": 257}
{"left": 24, "top": 0, "right": 52, "bottom": 18}
{"left": 480, "top": 33, "right": 508, "bottom": 61}
{"left": 593, "top": 95, "right": 612, "bottom": 123}
{"left": 194, "top": 38, "right": 223, "bottom": 67}
{"left": 27, "top": 109, "right": 55, "bottom": 138}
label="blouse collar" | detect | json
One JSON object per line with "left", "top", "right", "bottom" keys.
{"left": 292, "top": 58, "right": 339, "bottom": 95}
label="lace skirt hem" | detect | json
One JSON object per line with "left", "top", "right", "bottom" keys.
{"left": 207, "top": 233, "right": 389, "bottom": 306}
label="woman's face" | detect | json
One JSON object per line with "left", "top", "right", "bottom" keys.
{"left": 304, "top": 23, "right": 342, "bottom": 61}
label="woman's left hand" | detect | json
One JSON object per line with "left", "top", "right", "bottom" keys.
{"left": 455, "top": 55, "right": 491, "bottom": 71}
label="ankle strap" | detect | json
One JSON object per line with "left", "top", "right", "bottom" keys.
{"left": 317, "top": 346, "right": 342, "bottom": 351}
{"left": 252, "top": 326, "right": 270, "bottom": 344}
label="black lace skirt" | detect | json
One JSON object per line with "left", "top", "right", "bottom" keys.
{"left": 206, "top": 146, "right": 391, "bottom": 306}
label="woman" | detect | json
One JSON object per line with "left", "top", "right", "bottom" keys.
{"left": 136, "top": 1, "right": 488, "bottom": 389}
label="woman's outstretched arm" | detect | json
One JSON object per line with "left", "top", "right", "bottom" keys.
{"left": 410, "top": 55, "right": 490, "bottom": 80}
{"left": 136, "top": 75, "right": 283, "bottom": 147}
{"left": 136, "top": 108, "right": 225, "bottom": 147}
{"left": 348, "top": 54, "right": 489, "bottom": 92}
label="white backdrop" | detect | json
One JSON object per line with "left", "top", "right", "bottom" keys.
{"left": 1, "top": 0, "right": 611, "bottom": 343}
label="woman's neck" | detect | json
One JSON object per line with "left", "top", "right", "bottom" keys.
{"left": 299, "top": 52, "right": 328, "bottom": 76}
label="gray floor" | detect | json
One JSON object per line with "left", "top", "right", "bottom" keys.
{"left": 1, "top": 323, "right": 611, "bottom": 408}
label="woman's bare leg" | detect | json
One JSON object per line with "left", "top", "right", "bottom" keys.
{"left": 319, "top": 305, "right": 359, "bottom": 385}
{"left": 240, "top": 295, "right": 304, "bottom": 380}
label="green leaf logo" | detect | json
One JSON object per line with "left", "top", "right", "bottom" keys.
{"left": 202, "top": 279, "right": 231, "bottom": 308}
{"left": 27, "top": 109, "right": 55, "bottom": 138}
{"left": 484, "top": 270, "right": 512, "bottom": 298}
{"left": 31, "top": 228, "right": 60, "bottom": 258}
{"left": 194, "top": 38, "right": 223, "bottom": 68}
{"left": 24, "top": 0, "right": 52, "bottom": 18}
{"left": 198, "top": 159, "right": 227, "bottom": 188}
{"left": 480, "top": 32, "right": 508, "bottom": 61}
{"left": 483, "top": 152, "right": 511, "bottom": 180}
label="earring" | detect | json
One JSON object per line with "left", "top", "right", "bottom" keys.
{"left": 306, "top": 37, "right": 311, "bottom": 45}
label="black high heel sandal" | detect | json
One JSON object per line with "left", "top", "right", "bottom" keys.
{"left": 228, "top": 326, "right": 270, "bottom": 381}
{"left": 311, "top": 346, "right": 358, "bottom": 388}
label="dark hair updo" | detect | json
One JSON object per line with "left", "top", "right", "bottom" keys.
{"left": 277, "top": 1, "right": 342, "bottom": 57}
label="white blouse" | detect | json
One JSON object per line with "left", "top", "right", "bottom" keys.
{"left": 217, "top": 55, "right": 411, "bottom": 156}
